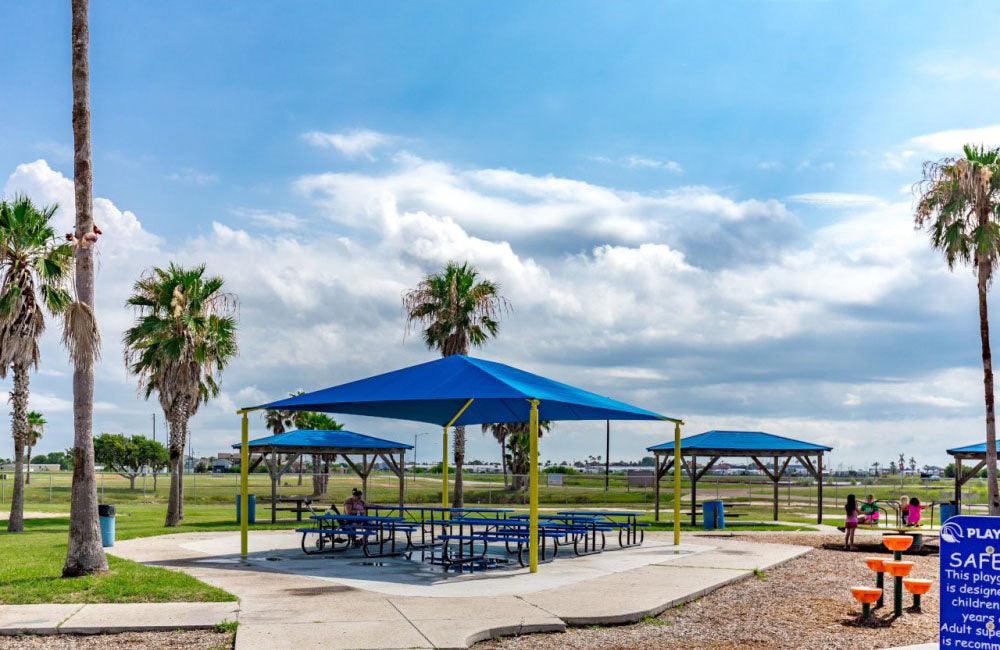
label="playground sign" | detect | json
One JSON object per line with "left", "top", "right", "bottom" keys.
{"left": 941, "top": 515, "right": 1000, "bottom": 647}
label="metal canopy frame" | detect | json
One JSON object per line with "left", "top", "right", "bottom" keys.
{"left": 651, "top": 448, "right": 826, "bottom": 524}
{"left": 946, "top": 451, "right": 990, "bottom": 511}
{"left": 237, "top": 430, "right": 407, "bottom": 525}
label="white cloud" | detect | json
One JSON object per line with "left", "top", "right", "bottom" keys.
{"left": 231, "top": 207, "right": 306, "bottom": 230}
{"left": 920, "top": 56, "right": 1000, "bottom": 82}
{"left": 0, "top": 153, "right": 979, "bottom": 470}
{"left": 757, "top": 161, "right": 782, "bottom": 170}
{"left": 591, "top": 154, "right": 683, "bottom": 173}
{"left": 302, "top": 129, "right": 392, "bottom": 160}
{"left": 3, "top": 159, "right": 162, "bottom": 254}
{"left": 908, "top": 124, "right": 1000, "bottom": 154}
{"left": 167, "top": 168, "right": 219, "bottom": 186}
{"left": 787, "top": 192, "right": 885, "bottom": 207}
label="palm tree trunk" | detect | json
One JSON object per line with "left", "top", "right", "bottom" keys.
{"left": 165, "top": 413, "right": 185, "bottom": 527}
{"left": 63, "top": 0, "right": 106, "bottom": 577}
{"left": 452, "top": 425, "right": 465, "bottom": 508}
{"left": 500, "top": 437, "right": 508, "bottom": 489}
{"left": 978, "top": 260, "right": 1000, "bottom": 515}
{"left": 6, "top": 363, "right": 28, "bottom": 533}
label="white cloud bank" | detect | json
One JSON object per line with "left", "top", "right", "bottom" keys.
{"left": 0, "top": 150, "right": 981, "bottom": 467}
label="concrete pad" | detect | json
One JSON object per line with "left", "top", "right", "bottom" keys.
{"left": 522, "top": 564, "right": 751, "bottom": 625}
{"left": 664, "top": 541, "right": 811, "bottom": 571}
{"left": 235, "top": 621, "right": 432, "bottom": 650}
{"left": 415, "top": 618, "right": 565, "bottom": 650}
{"left": 58, "top": 602, "right": 239, "bottom": 633}
{"left": 0, "top": 604, "right": 82, "bottom": 635}
{"left": 239, "top": 595, "right": 405, "bottom": 624}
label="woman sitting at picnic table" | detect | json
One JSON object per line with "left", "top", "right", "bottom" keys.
{"left": 344, "top": 488, "right": 367, "bottom": 515}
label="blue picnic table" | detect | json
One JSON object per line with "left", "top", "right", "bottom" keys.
{"left": 557, "top": 511, "right": 648, "bottom": 548}
{"left": 510, "top": 513, "right": 608, "bottom": 555}
{"left": 370, "top": 505, "right": 514, "bottom": 547}
{"left": 434, "top": 518, "right": 567, "bottom": 568}
{"left": 297, "top": 514, "right": 415, "bottom": 557}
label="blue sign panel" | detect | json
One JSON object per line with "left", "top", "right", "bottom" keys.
{"left": 941, "top": 515, "right": 1000, "bottom": 648}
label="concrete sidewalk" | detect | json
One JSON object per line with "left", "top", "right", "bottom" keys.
{"left": 104, "top": 530, "right": 811, "bottom": 649}
{"left": 0, "top": 602, "right": 238, "bottom": 635}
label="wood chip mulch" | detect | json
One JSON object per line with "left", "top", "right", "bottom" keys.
{"left": 478, "top": 531, "right": 939, "bottom": 650}
{"left": 0, "top": 630, "right": 233, "bottom": 650}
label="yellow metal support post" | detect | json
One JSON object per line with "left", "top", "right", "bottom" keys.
{"left": 673, "top": 421, "right": 682, "bottom": 546}
{"left": 442, "top": 398, "right": 474, "bottom": 510}
{"left": 441, "top": 426, "right": 449, "bottom": 508}
{"left": 528, "top": 399, "right": 540, "bottom": 572}
{"left": 239, "top": 410, "right": 249, "bottom": 556}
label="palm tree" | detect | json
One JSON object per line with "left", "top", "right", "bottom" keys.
{"left": 916, "top": 144, "right": 1000, "bottom": 514}
{"left": 63, "top": 0, "right": 107, "bottom": 577}
{"left": 123, "top": 263, "right": 238, "bottom": 527}
{"left": 24, "top": 411, "right": 45, "bottom": 485}
{"left": 872, "top": 461, "right": 879, "bottom": 478}
{"left": 295, "top": 411, "right": 343, "bottom": 496}
{"left": 483, "top": 422, "right": 514, "bottom": 488}
{"left": 403, "top": 261, "right": 508, "bottom": 507}
{"left": 505, "top": 420, "right": 552, "bottom": 491}
{"left": 0, "top": 196, "right": 74, "bottom": 533}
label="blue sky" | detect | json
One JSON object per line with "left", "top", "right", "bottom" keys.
{"left": 3, "top": 1, "right": 1000, "bottom": 470}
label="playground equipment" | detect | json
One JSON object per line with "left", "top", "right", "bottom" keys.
{"left": 883, "top": 536, "right": 914, "bottom": 618}
{"left": 864, "top": 558, "right": 885, "bottom": 609}
{"left": 851, "top": 587, "right": 883, "bottom": 620}
{"left": 851, "top": 534, "right": 932, "bottom": 622}
{"left": 903, "top": 578, "right": 933, "bottom": 612}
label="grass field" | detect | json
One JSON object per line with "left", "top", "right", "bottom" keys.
{"left": 0, "top": 467, "right": 975, "bottom": 605}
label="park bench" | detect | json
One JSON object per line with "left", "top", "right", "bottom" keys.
{"left": 435, "top": 529, "right": 564, "bottom": 568}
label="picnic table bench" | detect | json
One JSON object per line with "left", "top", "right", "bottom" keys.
{"left": 435, "top": 520, "right": 567, "bottom": 567}
{"left": 558, "top": 511, "right": 648, "bottom": 548}
{"left": 297, "top": 514, "right": 417, "bottom": 557}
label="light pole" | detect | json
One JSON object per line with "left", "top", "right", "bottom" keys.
{"left": 412, "top": 432, "right": 429, "bottom": 481}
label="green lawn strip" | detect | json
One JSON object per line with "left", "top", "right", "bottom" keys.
{"left": 0, "top": 505, "right": 288, "bottom": 605}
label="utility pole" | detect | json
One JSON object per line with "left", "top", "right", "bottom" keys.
{"left": 151, "top": 413, "right": 156, "bottom": 442}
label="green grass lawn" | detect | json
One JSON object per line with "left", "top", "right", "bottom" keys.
{"left": 0, "top": 468, "right": 963, "bottom": 605}
{"left": 0, "top": 503, "right": 309, "bottom": 605}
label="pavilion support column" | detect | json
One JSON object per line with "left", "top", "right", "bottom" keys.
{"left": 270, "top": 452, "right": 277, "bottom": 524}
{"left": 441, "top": 426, "right": 449, "bottom": 508}
{"left": 817, "top": 453, "right": 824, "bottom": 524}
{"left": 364, "top": 455, "right": 377, "bottom": 500}
{"left": 654, "top": 453, "right": 661, "bottom": 522}
{"left": 689, "top": 455, "right": 698, "bottom": 527}
{"left": 773, "top": 456, "right": 780, "bottom": 522}
{"left": 956, "top": 457, "right": 962, "bottom": 512}
{"left": 528, "top": 399, "right": 540, "bottom": 573}
{"left": 239, "top": 410, "right": 249, "bottom": 557}
{"left": 673, "top": 422, "right": 682, "bottom": 546}
{"left": 399, "top": 452, "right": 405, "bottom": 510}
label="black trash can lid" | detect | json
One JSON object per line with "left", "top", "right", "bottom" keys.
{"left": 98, "top": 504, "right": 116, "bottom": 517}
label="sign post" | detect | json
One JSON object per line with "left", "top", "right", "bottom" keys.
{"left": 941, "top": 515, "right": 1000, "bottom": 647}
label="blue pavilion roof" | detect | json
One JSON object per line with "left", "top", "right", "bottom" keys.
{"left": 647, "top": 430, "right": 832, "bottom": 453}
{"left": 250, "top": 355, "right": 678, "bottom": 427}
{"left": 232, "top": 429, "right": 412, "bottom": 450}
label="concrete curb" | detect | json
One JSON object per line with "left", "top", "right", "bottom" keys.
{"left": 0, "top": 602, "right": 239, "bottom": 636}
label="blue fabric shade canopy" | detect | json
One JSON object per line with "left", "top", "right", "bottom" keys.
{"left": 232, "top": 429, "right": 412, "bottom": 451}
{"left": 647, "top": 430, "right": 832, "bottom": 453}
{"left": 251, "top": 355, "right": 677, "bottom": 426}
{"left": 947, "top": 442, "right": 991, "bottom": 455}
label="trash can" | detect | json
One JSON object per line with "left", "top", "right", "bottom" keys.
{"left": 98, "top": 504, "right": 115, "bottom": 547}
{"left": 702, "top": 500, "right": 725, "bottom": 530}
{"left": 940, "top": 501, "right": 959, "bottom": 524}
{"left": 236, "top": 494, "right": 256, "bottom": 524}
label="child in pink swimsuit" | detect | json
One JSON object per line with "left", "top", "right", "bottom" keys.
{"left": 844, "top": 494, "right": 859, "bottom": 550}
{"left": 906, "top": 497, "right": 924, "bottom": 526}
